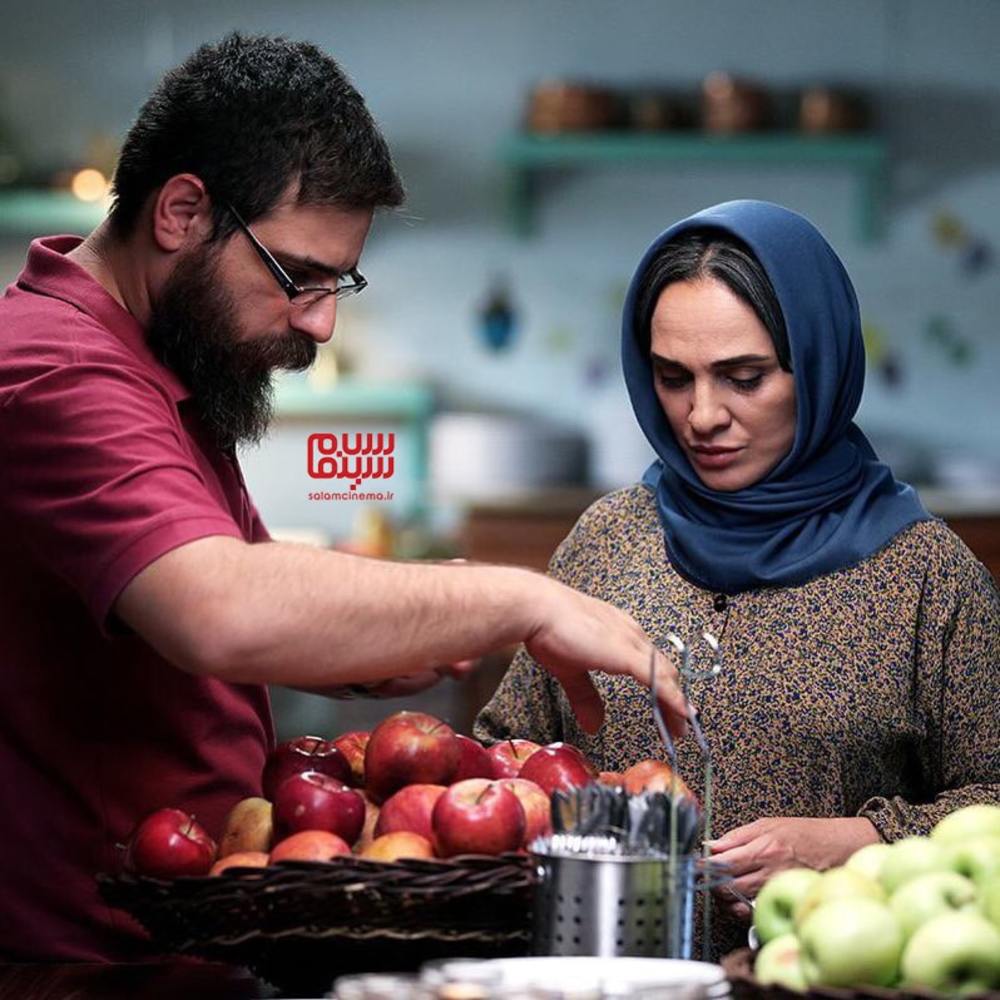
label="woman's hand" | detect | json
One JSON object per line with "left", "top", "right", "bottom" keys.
{"left": 706, "top": 817, "right": 881, "bottom": 922}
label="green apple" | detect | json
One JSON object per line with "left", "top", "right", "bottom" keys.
{"left": 794, "top": 866, "right": 885, "bottom": 927}
{"left": 942, "top": 835, "right": 1000, "bottom": 887}
{"left": 799, "top": 898, "right": 903, "bottom": 988}
{"left": 879, "top": 836, "right": 949, "bottom": 894}
{"left": 888, "top": 871, "right": 977, "bottom": 938}
{"left": 982, "top": 878, "right": 1000, "bottom": 930}
{"left": 755, "top": 933, "right": 807, "bottom": 992}
{"left": 931, "top": 804, "right": 1000, "bottom": 844}
{"left": 754, "top": 868, "right": 821, "bottom": 944}
{"left": 845, "top": 842, "right": 892, "bottom": 883}
{"left": 901, "top": 912, "right": 1000, "bottom": 995}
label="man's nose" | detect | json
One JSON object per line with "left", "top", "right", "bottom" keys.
{"left": 288, "top": 296, "right": 338, "bottom": 343}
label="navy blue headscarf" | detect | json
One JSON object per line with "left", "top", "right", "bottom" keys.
{"left": 622, "top": 200, "right": 930, "bottom": 594}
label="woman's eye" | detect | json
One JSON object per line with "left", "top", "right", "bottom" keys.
{"left": 656, "top": 371, "right": 690, "bottom": 389}
{"left": 728, "top": 373, "right": 764, "bottom": 391}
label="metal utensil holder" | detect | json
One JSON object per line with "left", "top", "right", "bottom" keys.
{"left": 531, "top": 835, "right": 697, "bottom": 959}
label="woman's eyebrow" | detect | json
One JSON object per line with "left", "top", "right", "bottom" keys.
{"left": 650, "top": 352, "right": 772, "bottom": 368}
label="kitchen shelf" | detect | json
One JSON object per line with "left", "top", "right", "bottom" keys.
{"left": 499, "top": 132, "right": 888, "bottom": 242}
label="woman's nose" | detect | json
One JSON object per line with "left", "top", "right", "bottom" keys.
{"left": 688, "top": 382, "right": 730, "bottom": 435}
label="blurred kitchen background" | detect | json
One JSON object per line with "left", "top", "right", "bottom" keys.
{"left": 2, "top": 0, "right": 998, "bottom": 737}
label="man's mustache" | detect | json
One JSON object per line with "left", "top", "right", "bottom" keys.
{"left": 239, "top": 331, "right": 317, "bottom": 372}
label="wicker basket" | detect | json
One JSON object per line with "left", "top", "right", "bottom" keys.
{"left": 98, "top": 853, "right": 534, "bottom": 993}
{"left": 722, "top": 947, "right": 1000, "bottom": 1000}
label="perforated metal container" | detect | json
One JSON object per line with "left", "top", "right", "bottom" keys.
{"left": 530, "top": 836, "right": 696, "bottom": 960}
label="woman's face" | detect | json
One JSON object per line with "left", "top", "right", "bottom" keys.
{"left": 649, "top": 277, "right": 796, "bottom": 492}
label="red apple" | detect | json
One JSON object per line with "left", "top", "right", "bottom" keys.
{"left": 485, "top": 738, "right": 542, "bottom": 779}
{"left": 374, "top": 783, "right": 448, "bottom": 843}
{"left": 331, "top": 730, "right": 370, "bottom": 787}
{"left": 622, "top": 759, "right": 697, "bottom": 803}
{"left": 210, "top": 851, "right": 270, "bottom": 875}
{"left": 125, "top": 807, "right": 217, "bottom": 879}
{"left": 453, "top": 734, "right": 495, "bottom": 781}
{"left": 519, "top": 745, "right": 595, "bottom": 797}
{"left": 273, "top": 771, "right": 366, "bottom": 845}
{"left": 269, "top": 830, "right": 351, "bottom": 863}
{"left": 361, "top": 832, "right": 436, "bottom": 862}
{"left": 364, "top": 711, "right": 461, "bottom": 803}
{"left": 432, "top": 778, "right": 526, "bottom": 857}
{"left": 547, "top": 742, "right": 598, "bottom": 777}
{"left": 498, "top": 777, "right": 552, "bottom": 846}
{"left": 262, "top": 735, "right": 351, "bottom": 800}
{"left": 598, "top": 771, "right": 626, "bottom": 787}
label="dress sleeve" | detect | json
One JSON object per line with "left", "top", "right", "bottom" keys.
{"left": 857, "top": 548, "right": 1000, "bottom": 839}
{"left": 472, "top": 501, "right": 605, "bottom": 746}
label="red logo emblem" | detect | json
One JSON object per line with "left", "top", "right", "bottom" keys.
{"left": 307, "top": 432, "right": 396, "bottom": 492}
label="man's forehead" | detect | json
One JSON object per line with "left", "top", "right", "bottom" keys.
{"left": 252, "top": 200, "right": 373, "bottom": 267}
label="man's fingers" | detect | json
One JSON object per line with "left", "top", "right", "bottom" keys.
{"left": 552, "top": 670, "right": 605, "bottom": 735}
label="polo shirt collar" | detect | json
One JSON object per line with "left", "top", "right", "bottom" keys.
{"left": 17, "top": 235, "right": 191, "bottom": 404}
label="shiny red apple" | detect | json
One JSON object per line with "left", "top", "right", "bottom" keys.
{"left": 547, "top": 742, "right": 598, "bottom": 777}
{"left": 498, "top": 777, "right": 552, "bottom": 846}
{"left": 262, "top": 735, "right": 351, "bottom": 800}
{"left": 272, "top": 771, "right": 366, "bottom": 845}
{"left": 485, "top": 738, "right": 541, "bottom": 779}
{"left": 331, "top": 730, "right": 370, "bottom": 787}
{"left": 453, "top": 734, "right": 495, "bottom": 781}
{"left": 432, "top": 778, "right": 526, "bottom": 857}
{"left": 518, "top": 745, "right": 595, "bottom": 796}
{"left": 374, "top": 783, "right": 448, "bottom": 843}
{"left": 125, "top": 807, "right": 217, "bottom": 878}
{"left": 364, "top": 711, "right": 461, "bottom": 803}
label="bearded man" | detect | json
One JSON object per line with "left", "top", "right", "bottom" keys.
{"left": 0, "top": 33, "right": 685, "bottom": 960}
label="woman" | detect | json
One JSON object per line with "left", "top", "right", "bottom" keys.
{"left": 474, "top": 200, "right": 1000, "bottom": 957}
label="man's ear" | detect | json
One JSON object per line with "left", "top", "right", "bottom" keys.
{"left": 150, "top": 174, "right": 214, "bottom": 252}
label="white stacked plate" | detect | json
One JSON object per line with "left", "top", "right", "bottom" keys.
{"left": 423, "top": 956, "right": 732, "bottom": 999}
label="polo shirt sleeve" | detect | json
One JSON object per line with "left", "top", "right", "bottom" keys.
{"left": 0, "top": 356, "right": 244, "bottom": 631}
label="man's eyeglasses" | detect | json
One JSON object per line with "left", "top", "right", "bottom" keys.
{"left": 227, "top": 204, "right": 367, "bottom": 307}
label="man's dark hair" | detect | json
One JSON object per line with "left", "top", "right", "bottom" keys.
{"left": 634, "top": 229, "right": 792, "bottom": 372}
{"left": 109, "top": 33, "right": 404, "bottom": 237}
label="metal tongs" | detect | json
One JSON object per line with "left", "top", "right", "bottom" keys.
{"left": 652, "top": 631, "right": 726, "bottom": 960}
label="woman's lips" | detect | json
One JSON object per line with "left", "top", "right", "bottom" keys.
{"left": 689, "top": 446, "right": 742, "bottom": 470}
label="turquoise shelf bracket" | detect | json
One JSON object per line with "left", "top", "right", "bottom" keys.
{"left": 499, "top": 133, "right": 889, "bottom": 244}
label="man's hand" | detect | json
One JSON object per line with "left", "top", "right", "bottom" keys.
{"left": 706, "top": 817, "right": 881, "bottom": 922}
{"left": 525, "top": 581, "right": 688, "bottom": 739}
{"left": 116, "top": 537, "right": 689, "bottom": 738}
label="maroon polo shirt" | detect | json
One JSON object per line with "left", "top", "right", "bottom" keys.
{"left": 0, "top": 236, "right": 275, "bottom": 961}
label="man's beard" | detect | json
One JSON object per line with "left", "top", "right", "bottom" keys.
{"left": 147, "top": 246, "right": 316, "bottom": 451}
